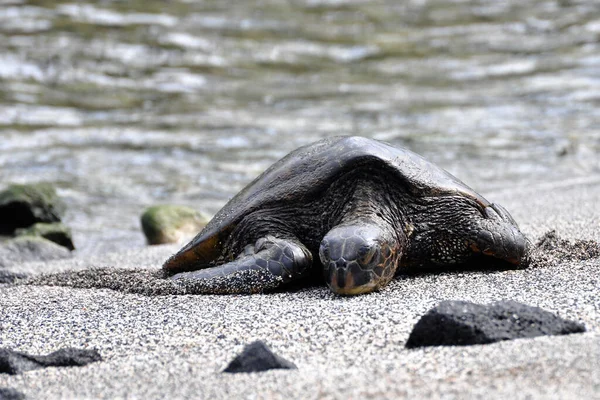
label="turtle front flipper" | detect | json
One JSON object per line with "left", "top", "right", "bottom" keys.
{"left": 168, "top": 236, "right": 313, "bottom": 294}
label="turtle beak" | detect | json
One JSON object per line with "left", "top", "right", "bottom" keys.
{"left": 323, "top": 260, "right": 378, "bottom": 295}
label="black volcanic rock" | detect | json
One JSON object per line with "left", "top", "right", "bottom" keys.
{"left": 223, "top": 341, "right": 297, "bottom": 373}
{"left": 0, "top": 348, "right": 102, "bottom": 375}
{"left": 0, "top": 388, "right": 25, "bottom": 400}
{"left": 0, "top": 271, "right": 26, "bottom": 284}
{"left": 406, "top": 300, "right": 585, "bottom": 348}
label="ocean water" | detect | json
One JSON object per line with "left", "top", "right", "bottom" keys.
{"left": 1, "top": 0, "right": 599, "bottom": 254}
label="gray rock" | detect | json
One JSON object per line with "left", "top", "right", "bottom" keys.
{"left": 0, "top": 183, "right": 66, "bottom": 234}
{"left": 0, "top": 271, "right": 26, "bottom": 284}
{"left": 405, "top": 300, "right": 586, "bottom": 348}
{"left": 0, "top": 237, "right": 71, "bottom": 269}
{"left": 15, "top": 223, "right": 75, "bottom": 251}
{"left": 223, "top": 341, "right": 297, "bottom": 373}
{"left": 141, "top": 205, "right": 210, "bottom": 245}
{"left": 0, "top": 388, "right": 25, "bottom": 400}
{"left": 0, "top": 348, "right": 102, "bottom": 375}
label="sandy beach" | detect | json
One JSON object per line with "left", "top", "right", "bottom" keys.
{"left": 2, "top": 1, "right": 600, "bottom": 398}
{"left": 1, "top": 177, "right": 599, "bottom": 399}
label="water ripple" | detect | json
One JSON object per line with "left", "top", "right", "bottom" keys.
{"left": 1, "top": 0, "right": 599, "bottom": 253}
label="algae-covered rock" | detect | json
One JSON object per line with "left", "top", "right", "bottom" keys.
{"left": 15, "top": 223, "right": 75, "bottom": 251}
{"left": 0, "top": 183, "right": 66, "bottom": 234}
{"left": 141, "top": 205, "right": 210, "bottom": 245}
{"left": 0, "top": 237, "right": 71, "bottom": 269}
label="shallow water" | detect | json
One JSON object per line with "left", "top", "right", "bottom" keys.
{"left": 1, "top": 0, "right": 599, "bottom": 254}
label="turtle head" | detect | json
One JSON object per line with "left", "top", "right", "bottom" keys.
{"left": 470, "top": 203, "right": 532, "bottom": 266}
{"left": 319, "top": 224, "right": 400, "bottom": 295}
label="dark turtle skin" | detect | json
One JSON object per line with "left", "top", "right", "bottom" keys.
{"left": 163, "top": 136, "right": 530, "bottom": 295}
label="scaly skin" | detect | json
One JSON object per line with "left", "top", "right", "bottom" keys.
{"left": 163, "top": 136, "right": 530, "bottom": 295}
{"left": 170, "top": 236, "right": 312, "bottom": 288}
{"left": 319, "top": 223, "right": 404, "bottom": 295}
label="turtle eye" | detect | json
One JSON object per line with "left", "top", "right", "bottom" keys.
{"left": 319, "top": 242, "right": 330, "bottom": 263}
{"left": 358, "top": 245, "right": 378, "bottom": 266}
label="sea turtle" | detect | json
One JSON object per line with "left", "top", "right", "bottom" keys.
{"left": 163, "top": 136, "right": 529, "bottom": 295}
